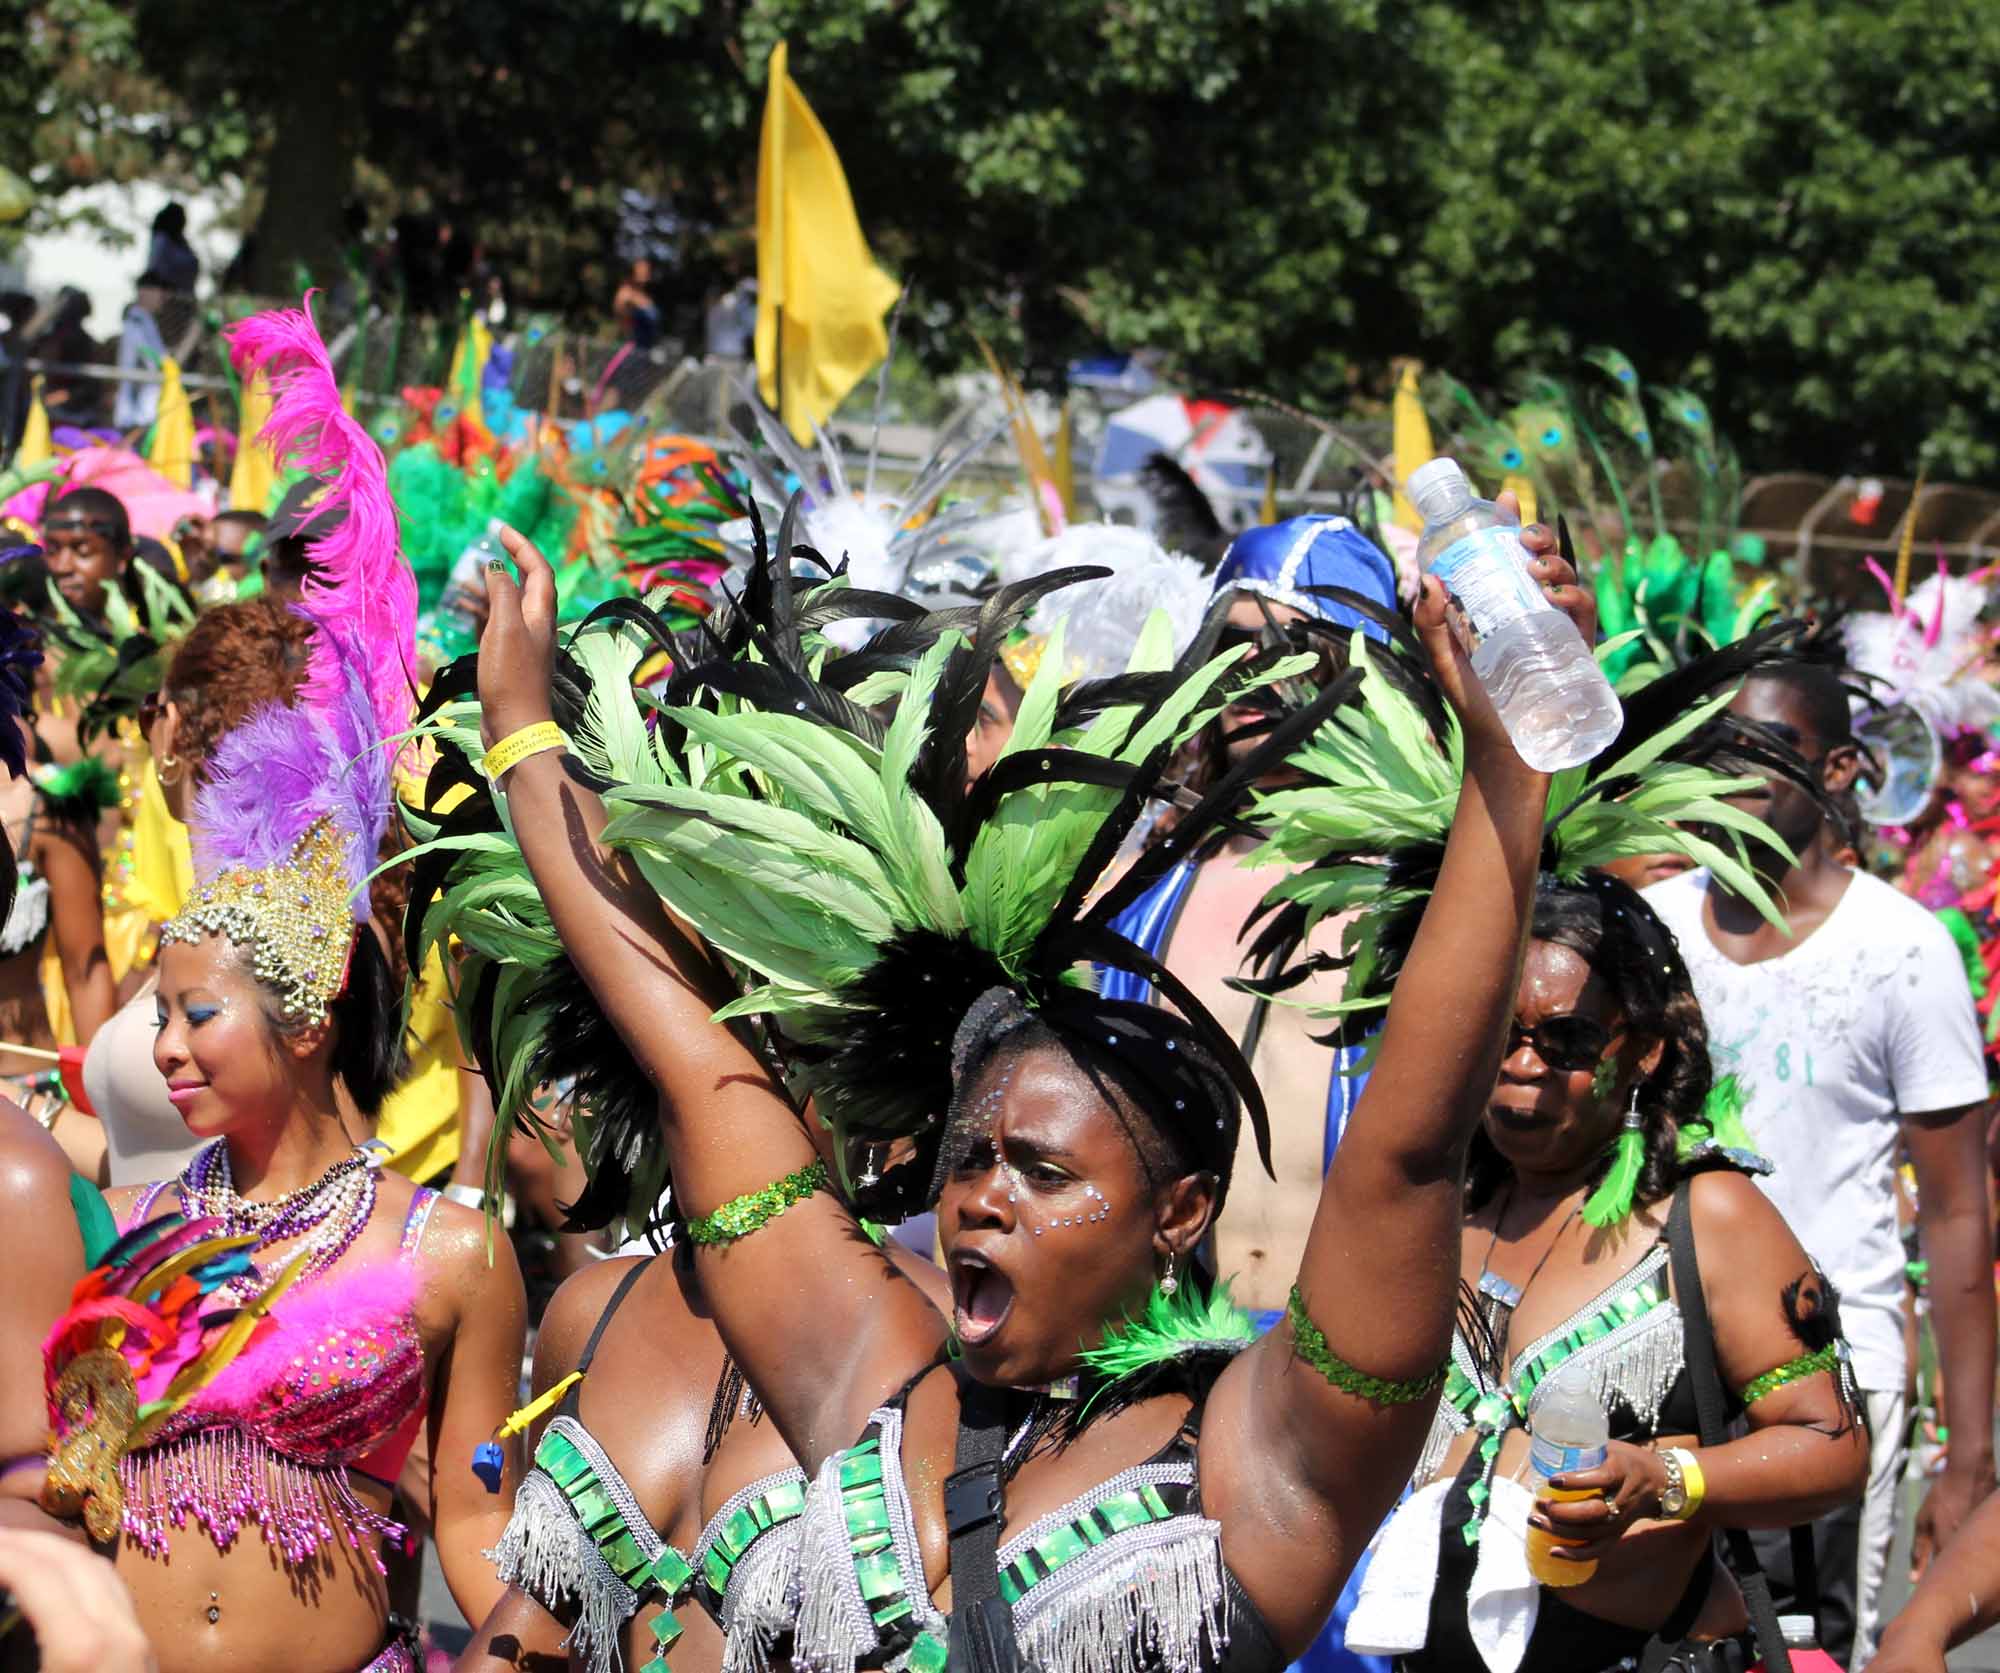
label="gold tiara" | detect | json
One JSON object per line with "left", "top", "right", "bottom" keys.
{"left": 160, "top": 819, "right": 358, "bottom": 1021}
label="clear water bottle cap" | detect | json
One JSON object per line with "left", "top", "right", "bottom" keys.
{"left": 1777, "top": 1615, "right": 1818, "bottom": 1647}
{"left": 1406, "top": 457, "right": 1472, "bottom": 523}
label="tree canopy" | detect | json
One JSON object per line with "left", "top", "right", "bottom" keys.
{"left": 13, "top": 0, "right": 1998, "bottom": 478}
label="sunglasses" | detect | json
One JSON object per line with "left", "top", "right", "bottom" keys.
{"left": 137, "top": 692, "right": 165, "bottom": 731}
{"left": 1503, "top": 1014, "right": 1617, "bottom": 1072}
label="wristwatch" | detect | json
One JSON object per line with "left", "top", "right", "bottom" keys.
{"left": 1656, "top": 1446, "right": 1705, "bottom": 1520}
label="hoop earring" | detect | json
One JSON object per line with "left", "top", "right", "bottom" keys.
{"left": 156, "top": 752, "right": 182, "bottom": 788}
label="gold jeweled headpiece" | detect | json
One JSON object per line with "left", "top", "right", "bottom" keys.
{"left": 160, "top": 818, "right": 358, "bottom": 1021}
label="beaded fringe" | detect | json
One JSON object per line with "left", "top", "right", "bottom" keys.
{"left": 121, "top": 1428, "right": 405, "bottom": 1572}
{"left": 719, "top": 1519, "right": 804, "bottom": 1673}
{"left": 791, "top": 1449, "right": 879, "bottom": 1673}
{"left": 486, "top": 1469, "right": 636, "bottom": 1673}
{"left": 1013, "top": 1519, "right": 1230, "bottom": 1673}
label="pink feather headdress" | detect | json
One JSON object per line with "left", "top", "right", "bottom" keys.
{"left": 224, "top": 297, "right": 416, "bottom": 746}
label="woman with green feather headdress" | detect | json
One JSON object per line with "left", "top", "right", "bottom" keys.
{"left": 423, "top": 490, "right": 1670, "bottom": 1673}
{"left": 1241, "top": 610, "right": 1866, "bottom": 1671}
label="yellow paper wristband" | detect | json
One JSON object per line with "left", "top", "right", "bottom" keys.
{"left": 484, "top": 722, "right": 567, "bottom": 781}
{"left": 1669, "top": 1446, "right": 1707, "bottom": 1519}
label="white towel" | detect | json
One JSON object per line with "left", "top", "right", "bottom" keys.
{"left": 1347, "top": 1475, "right": 1542, "bottom": 1673}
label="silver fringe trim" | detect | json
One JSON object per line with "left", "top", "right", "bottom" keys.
{"left": 718, "top": 1518, "right": 804, "bottom": 1673}
{"left": 1012, "top": 1516, "right": 1230, "bottom": 1673}
{"left": 793, "top": 1407, "right": 944, "bottom": 1673}
{"left": 1521, "top": 1304, "right": 1684, "bottom": 1437}
{"left": 485, "top": 1468, "right": 638, "bottom": 1673}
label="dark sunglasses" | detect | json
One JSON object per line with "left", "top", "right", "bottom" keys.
{"left": 1503, "top": 1014, "right": 1616, "bottom": 1072}
{"left": 137, "top": 692, "right": 165, "bottom": 731}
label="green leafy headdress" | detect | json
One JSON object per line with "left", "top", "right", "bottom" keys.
{"left": 406, "top": 497, "right": 1337, "bottom": 1228}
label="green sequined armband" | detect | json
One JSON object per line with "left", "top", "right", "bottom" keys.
{"left": 1287, "top": 1285, "right": 1448, "bottom": 1405}
{"left": 686, "top": 1159, "right": 829, "bottom": 1246}
{"left": 1738, "top": 1343, "right": 1841, "bottom": 1406}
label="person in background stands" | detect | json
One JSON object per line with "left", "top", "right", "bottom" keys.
{"left": 1645, "top": 660, "right": 1995, "bottom": 1668}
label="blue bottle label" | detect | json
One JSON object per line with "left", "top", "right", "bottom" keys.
{"left": 1530, "top": 1432, "right": 1608, "bottom": 1481}
{"left": 1428, "top": 528, "right": 1546, "bottom": 639}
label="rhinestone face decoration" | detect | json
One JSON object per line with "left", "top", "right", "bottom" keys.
{"left": 160, "top": 818, "right": 359, "bottom": 1022}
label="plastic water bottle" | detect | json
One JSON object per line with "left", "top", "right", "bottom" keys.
{"left": 1408, "top": 457, "right": 1622, "bottom": 771}
{"left": 1524, "top": 1378, "right": 1609, "bottom": 1587}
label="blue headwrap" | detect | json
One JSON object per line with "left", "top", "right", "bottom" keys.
{"left": 1213, "top": 515, "right": 1398, "bottom": 640}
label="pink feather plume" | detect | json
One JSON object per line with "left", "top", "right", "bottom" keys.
{"left": 225, "top": 297, "right": 416, "bottom": 745}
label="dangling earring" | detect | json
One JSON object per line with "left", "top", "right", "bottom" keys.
{"left": 1159, "top": 1255, "right": 1180, "bottom": 1297}
{"left": 156, "top": 751, "right": 182, "bottom": 787}
{"left": 1582, "top": 1085, "right": 1647, "bottom": 1229}
{"left": 857, "top": 1144, "right": 881, "bottom": 1190}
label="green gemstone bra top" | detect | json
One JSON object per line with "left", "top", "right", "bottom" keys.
{"left": 795, "top": 1397, "right": 1241, "bottom": 1673}
{"left": 1442, "top": 1248, "right": 1675, "bottom": 1431}
{"left": 517, "top": 1417, "right": 806, "bottom": 1673}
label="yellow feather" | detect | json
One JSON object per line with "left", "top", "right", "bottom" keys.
{"left": 1892, "top": 468, "right": 1928, "bottom": 605}
{"left": 1391, "top": 360, "right": 1434, "bottom": 532}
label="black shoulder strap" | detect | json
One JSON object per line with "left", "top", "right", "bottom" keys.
{"left": 944, "top": 1377, "right": 1025, "bottom": 1673}
{"left": 1667, "top": 1182, "right": 1796, "bottom": 1673}
{"left": 577, "top": 1257, "right": 655, "bottom": 1375}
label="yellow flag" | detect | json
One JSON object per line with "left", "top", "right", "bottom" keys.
{"left": 228, "top": 371, "right": 276, "bottom": 512}
{"left": 1390, "top": 360, "right": 1433, "bottom": 532}
{"left": 755, "top": 41, "right": 901, "bottom": 443}
{"left": 16, "top": 377, "right": 50, "bottom": 468}
{"left": 148, "top": 357, "right": 195, "bottom": 489}
{"left": 447, "top": 315, "right": 492, "bottom": 428}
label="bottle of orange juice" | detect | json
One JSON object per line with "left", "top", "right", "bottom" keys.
{"left": 1525, "top": 1379, "right": 1609, "bottom": 1587}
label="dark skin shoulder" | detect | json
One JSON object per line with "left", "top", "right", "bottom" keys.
{"left": 0, "top": 1104, "right": 88, "bottom": 1533}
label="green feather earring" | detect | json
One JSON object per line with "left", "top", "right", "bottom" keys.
{"left": 1582, "top": 1089, "right": 1647, "bottom": 1228}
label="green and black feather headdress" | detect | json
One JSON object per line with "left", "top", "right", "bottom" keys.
{"left": 406, "top": 497, "right": 1338, "bottom": 1228}
{"left": 1244, "top": 603, "right": 1827, "bottom": 1055}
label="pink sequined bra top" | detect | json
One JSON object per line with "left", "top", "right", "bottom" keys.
{"left": 119, "top": 1177, "right": 439, "bottom": 1567}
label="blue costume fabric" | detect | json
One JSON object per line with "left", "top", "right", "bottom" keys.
{"left": 1102, "top": 517, "right": 1401, "bottom": 1673}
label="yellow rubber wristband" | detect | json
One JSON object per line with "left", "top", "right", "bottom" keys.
{"left": 484, "top": 722, "right": 567, "bottom": 781}
{"left": 1668, "top": 1446, "right": 1707, "bottom": 1520}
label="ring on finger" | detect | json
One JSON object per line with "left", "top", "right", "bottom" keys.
{"left": 1604, "top": 1500, "right": 1622, "bottom": 1521}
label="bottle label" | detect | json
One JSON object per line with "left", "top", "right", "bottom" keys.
{"left": 1427, "top": 528, "right": 1547, "bottom": 639}
{"left": 1529, "top": 1433, "right": 1607, "bottom": 1482}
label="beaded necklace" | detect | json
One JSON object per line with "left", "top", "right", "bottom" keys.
{"left": 177, "top": 1139, "right": 378, "bottom": 1302}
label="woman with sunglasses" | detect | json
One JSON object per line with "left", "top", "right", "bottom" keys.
{"left": 1348, "top": 873, "right": 1869, "bottom": 1672}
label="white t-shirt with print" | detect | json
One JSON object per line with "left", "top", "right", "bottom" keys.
{"left": 1644, "top": 867, "right": 1988, "bottom": 1391}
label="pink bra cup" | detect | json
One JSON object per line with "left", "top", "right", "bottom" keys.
{"left": 118, "top": 1185, "right": 439, "bottom": 1566}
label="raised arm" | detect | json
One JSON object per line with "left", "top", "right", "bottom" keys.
{"left": 476, "top": 530, "right": 943, "bottom": 1466}
{"left": 1208, "top": 524, "right": 1579, "bottom": 1618}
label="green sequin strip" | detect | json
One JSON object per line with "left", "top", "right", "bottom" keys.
{"left": 686, "top": 1159, "right": 829, "bottom": 1247}
{"left": 532, "top": 1426, "right": 694, "bottom": 1673}
{"left": 1287, "top": 1286, "right": 1447, "bottom": 1405}
{"left": 998, "top": 1477, "right": 1188, "bottom": 1604}
{"left": 1738, "top": 1343, "right": 1840, "bottom": 1407}
{"left": 1442, "top": 1265, "right": 1671, "bottom": 1423}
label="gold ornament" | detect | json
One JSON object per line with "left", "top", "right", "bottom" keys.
{"left": 160, "top": 817, "right": 358, "bottom": 1021}
{"left": 41, "top": 1346, "right": 139, "bottom": 1543}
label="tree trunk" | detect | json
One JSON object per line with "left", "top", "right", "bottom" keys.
{"left": 244, "top": 24, "right": 360, "bottom": 295}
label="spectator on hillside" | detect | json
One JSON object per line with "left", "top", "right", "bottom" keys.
{"left": 112, "top": 273, "right": 169, "bottom": 430}
{"left": 146, "top": 202, "right": 199, "bottom": 295}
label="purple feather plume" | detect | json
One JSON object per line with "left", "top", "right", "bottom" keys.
{"left": 189, "top": 618, "right": 389, "bottom": 919}
{"left": 0, "top": 602, "right": 43, "bottom": 781}
{"left": 225, "top": 298, "right": 417, "bottom": 747}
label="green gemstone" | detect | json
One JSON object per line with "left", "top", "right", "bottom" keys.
{"left": 1097, "top": 1490, "right": 1153, "bottom": 1533}
{"left": 649, "top": 1547, "right": 693, "bottom": 1593}
{"left": 909, "top": 1633, "right": 949, "bottom": 1673}
{"left": 1034, "top": 1523, "right": 1090, "bottom": 1571}
{"left": 855, "top": 1549, "right": 902, "bottom": 1601}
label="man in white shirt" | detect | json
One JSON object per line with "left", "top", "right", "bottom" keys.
{"left": 1646, "top": 660, "right": 1994, "bottom": 1668}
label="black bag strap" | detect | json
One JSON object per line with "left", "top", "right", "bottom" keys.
{"left": 944, "top": 1376, "right": 1024, "bottom": 1673}
{"left": 1667, "top": 1181, "right": 1796, "bottom": 1673}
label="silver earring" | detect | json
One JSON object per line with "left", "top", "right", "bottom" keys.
{"left": 1623, "top": 1085, "right": 1643, "bottom": 1129}
{"left": 1160, "top": 1257, "right": 1179, "bottom": 1298}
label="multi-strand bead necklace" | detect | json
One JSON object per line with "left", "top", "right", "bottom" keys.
{"left": 177, "top": 1140, "right": 379, "bottom": 1303}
